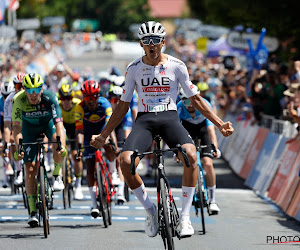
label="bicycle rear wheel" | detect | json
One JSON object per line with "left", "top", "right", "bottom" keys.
{"left": 96, "top": 163, "right": 108, "bottom": 228}
{"left": 196, "top": 166, "right": 206, "bottom": 234}
{"left": 39, "top": 166, "right": 50, "bottom": 238}
{"left": 160, "top": 178, "right": 174, "bottom": 250}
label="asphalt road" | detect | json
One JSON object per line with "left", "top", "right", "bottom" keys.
{"left": 0, "top": 50, "right": 299, "bottom": 249}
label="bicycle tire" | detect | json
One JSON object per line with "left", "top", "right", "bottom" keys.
{"left": 160, "top": 178, "right": 174, "bottom": 250}
{"left": 39, "top": 166, "right": 49, "bottom": 238}
{"left": 196, "top": 166, "right": 206, "bottom": 234}
{"left": 96, "top": 163, "right": 108, "bottom": 228}
{"left": 9, "top": 174, "right": 15, "bottom": 195}
{"left": 104, "top": 172, "right": 112, "bottom": 225}
{"left": 124, "top": 182, "right": 130, "bottom": 202}
{"left": 62, "top": 158, "right": 68, "bottom": 209}
{"left": 67, "top": 159, "right": 73, "bottom": 208}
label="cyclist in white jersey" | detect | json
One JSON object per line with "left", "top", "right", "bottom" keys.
{"left": 3, "top": 73, "right": 26, "bottom": 186}
{"left": 90, "top": 21, "right": 234, "bottom": 238}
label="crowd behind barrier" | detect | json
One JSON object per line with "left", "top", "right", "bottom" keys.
{"left": 217, "top": 112, "right": 300, "bottom": 222}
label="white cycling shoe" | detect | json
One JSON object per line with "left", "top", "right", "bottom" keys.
{"left": 91, "top": 207, "right": 100, "bottom": 218}
{"left": 145, "top": 204, "right": 158, "bottom": 237}
{"left": 28, "top": 212, "right": 38, "bottom": 228}
{"left": 14, "top": 172, "right": 23, "bottom": 186}
{"left": 53, "top": 176, "right": 64, "bottom": 192}
{"left": 209, "top": 202, "right": 220, "bottom": 214}
{"left": 74, "top": 187, "right": 84, "bottom": 200}
{"left": 179, "top": 218, "right": 194, "bottom": 237}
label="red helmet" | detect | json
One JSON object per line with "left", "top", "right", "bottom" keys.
{"left": 13, "top": 72, "right": 26, "bottom": 85}
{"left": 81, "top": 80, "right": 100, "bottom": 95}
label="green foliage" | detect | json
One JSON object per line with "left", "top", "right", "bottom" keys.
{"left": 17, "top": 0, "right": 150, "bottom": 35}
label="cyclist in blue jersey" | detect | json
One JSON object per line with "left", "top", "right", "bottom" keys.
{"left": 177, "top": 88, "right": 221, "bottom": 214}
{"left": 75, "top": 80, "right": 118, "bottom": 218}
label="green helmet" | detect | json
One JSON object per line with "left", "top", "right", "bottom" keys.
{"left": 23, "top": 73, "right": 44, "bottom": 89}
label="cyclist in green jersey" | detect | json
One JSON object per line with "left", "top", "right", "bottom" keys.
{"left": 12, "top": 73, "right": 67, "bottom": 227}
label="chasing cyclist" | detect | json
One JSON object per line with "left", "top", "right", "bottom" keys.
{"left": 75, "top": 80, "right": 118, "bottom": 218}
{"left": 1, "top": 78, "right": 16, "bottom": 187}
{"left": 58, "top": 83, "right": 83, "bottom": 200}
{"left": 90, "top": 21, "right": 234, "bottom": 237}
{"left": 3, "top": 74, "right": 26, "bottom": 187}
{"left": 12, "top": 73, "right": 67, "bottom": 227}
{"left": 177, "top": 88, "right": 221, "bottom": 214}
{"left": 107, "top": 85, "right": 133, "bottom": 203}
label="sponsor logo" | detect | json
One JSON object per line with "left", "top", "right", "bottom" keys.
{"left": 183, "top": 192, "right": 188, "bottom": 198}
{"left": 143, "top": 73, "right": 152, "bottom": 76}
{"left": 26, "top": 146, "right": 31, "bottom": 155}
{"left": 123, "top": 89, "right": 125, "bottom": 94}
{"left": 145, "top": 93, "right": 166, "bottom": 97}
{"left": 143, "top": 68, "right": 151, "bottom": 71}
{"left": 190, "top": 84, "right": 194, "bottom": 89}
{"left": 141, "top": 77, "right": 170, "bottom": 86}
{"left": 144, "top": 98, "right": 167, "bottom": 104}
{"left": 143, "top": 86, "right": 170, "bottom": 92}
{"left": 159, "top": 66, "right": 167, "bottom": 75}
{"left": 15, "top": 108, "right": 21, "bottom": 120}
{"left": 55, "top": 117, "right": 63, "bottom": 123}
{"left": 25, "top": 111, "right": 49, "bottom": 116}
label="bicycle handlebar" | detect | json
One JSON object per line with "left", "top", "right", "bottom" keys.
{"left": 130, "top": 144, "right": 190, "bottom": 176}
{"left": 18, "top": 136, "right": 62, "bottom": 153}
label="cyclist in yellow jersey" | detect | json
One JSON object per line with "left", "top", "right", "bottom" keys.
{"left": 59, "top": 83, "right": 83, "bottom": 199}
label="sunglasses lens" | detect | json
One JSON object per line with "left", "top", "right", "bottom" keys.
{"left": 84, "top": 95, "right": 99, "bottom": 102}
{"left": 183, "top": 99, "right": 191, "bottom": 106}
{"left": 61, "top": 96, "right": 72, "bottom": 101}
{"left": 141, "top": 36, "right": 162, "bottom": 45}
{"left": 25, "top": 87, "right": 42, "bottom": 94}
{"left": 151, "top": 37, "right": 162, "bottom": 45}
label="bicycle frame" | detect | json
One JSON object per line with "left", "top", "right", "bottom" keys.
{"left": 95, "top": 149, "right": 115, "bottom": 202}
{"left": 195, "top": 150, "right": 209, "bottom": 204}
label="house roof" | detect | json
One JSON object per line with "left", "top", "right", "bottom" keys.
{"left": 148, "top": 0, "right": 187, "bottom": 18}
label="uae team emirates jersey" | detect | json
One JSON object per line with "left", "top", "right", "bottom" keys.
{"left": 121, "top": 55, "right": 198, "bottom": 113}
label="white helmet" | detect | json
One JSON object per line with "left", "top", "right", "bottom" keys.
{"left": 178, "top": 88, "right": 188, "bottom": 100}
{"left": 1, "top": 79, "right": 15, "bottom": 96}
{"left": 178, "top": 85, "right": 199, "bottom": 100}
{"left": 113, "top": 76, "right": 125, "bottom": 86}
{"left": 138, "top": 21, "right": 166, "bottom": 39}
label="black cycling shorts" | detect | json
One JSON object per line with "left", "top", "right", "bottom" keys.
{"left": 64, "top": 123, "right": 76, "bottom": 151}
{"left": 122, "top": 111, "right": 193, "bottom": 154}
{"left": 181, "top": 119, "right": 214, "bottom": 159}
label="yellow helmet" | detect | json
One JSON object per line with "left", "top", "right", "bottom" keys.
{"left": 59, "top": 83, "right": 73, "bottom": 97}
{"left": 197, "top": 82, "right": 209, "bottom": 92}
{"left": 23, "top": 73, "right": 44, "bottom": 88}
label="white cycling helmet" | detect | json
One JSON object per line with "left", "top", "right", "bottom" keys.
{"left": 178, "top": 88, "right": 188, "bottom": 100}
{"left": 178, "top": 85, "right": 199, "bottom": 100}
{"left": 138, "top": 21, "right": 166, "bottom": 39}
{"left": 1, "top": 79, "right": 15, "bottom": 96}
{"left": 113, "top": 76, "right": 125, "bottom": 86}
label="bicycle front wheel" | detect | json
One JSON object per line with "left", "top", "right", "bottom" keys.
{"left": 62, "top": 158, "right": 68, "bottom": 209}
{"left": 39, "top": 166, "right": 50, "bottom": 238}
{"left": 196, "top": 166, "right": 206, "bottom": 234}
{"left": 96, "top": 163, "right": 108, "bottom": 228}
{"left": 160, "top": 178, "right": 174, "bottom": 250}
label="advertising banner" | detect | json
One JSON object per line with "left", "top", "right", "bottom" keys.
{"left": 253, "top": 136, "right": 288, "bottom": 195}
{"left": 245, "top": 132, "right": 280, "bottom": 188}
{"left": 268, "top": 140, "right": 300, "bottom": 201}
{"left": 276, "top": 153, "right": 300, "bottom": 211}
{"left": 239, "top": 127, "right": 269, "bottom": 179}
{"left": 286, "top": 183, "right": 300, "bottom": 221}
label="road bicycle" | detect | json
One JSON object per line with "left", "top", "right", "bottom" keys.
{"left": 19, "top": 134, "right": 61, "bottom": 238}
{"left": 77, "top": 142, "right": 115, "bottom": 228}
{"left": 62, "top": 139, "right": 76, "bottom": 209}
{"left": 130, "top": 135, "right": 191, "bottom": 250}
{"left": 193, "top": 139, "right": 217, "bottom": 234}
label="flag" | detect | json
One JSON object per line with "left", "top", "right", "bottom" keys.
{"left": 0, "top": 0, "right": 7, "bottom": 24}
{"left": 8, "top": 0, "right": 19, "bottom": 11}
